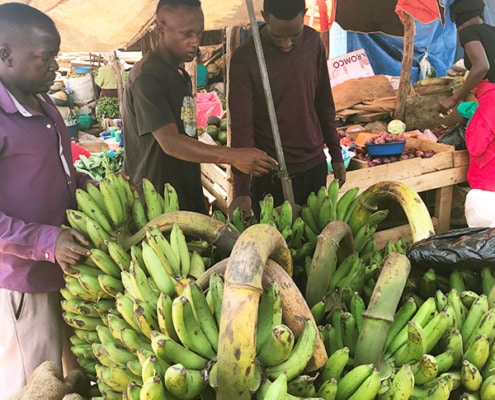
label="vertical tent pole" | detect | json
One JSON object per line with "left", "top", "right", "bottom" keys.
{"left": 393, "top": 12, "right": 415, "bottom": 121}
{"left": 244, "top": 0, "right": 295, "bottom": 205}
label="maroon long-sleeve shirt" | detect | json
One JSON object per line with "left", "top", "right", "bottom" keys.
{"left": 229, "top": 25, "right": 343, "bottom": 197}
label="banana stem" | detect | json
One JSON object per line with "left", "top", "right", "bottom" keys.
{"left": 305, "top": 220, "right": 354, "bottom": 308}
{"left": 354, "top": 252, "right": 411, "bottom": 368}
{"left": 216, "top": 224, "right": 292, "bottom": 400}
{"left": 351, "top": 181, "right": 435, "bottom": 243}
{"left": 197, "top": 258, "right": 328, "bottom": 373}
{"left": 119, "top": 211, "right": 240, "bottom": 254}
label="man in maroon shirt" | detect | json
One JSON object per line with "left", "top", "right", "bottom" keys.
{"left": 0, "top": 3, "right": 91, "bottom": 397}
{"left": 228, "top": 0, "right": 346, "bottom": 218}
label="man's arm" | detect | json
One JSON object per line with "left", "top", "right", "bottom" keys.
{"left": 314, "top": 37, "right": 346, "bottom": 185}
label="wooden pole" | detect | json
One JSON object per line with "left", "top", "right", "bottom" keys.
{"left": 393, "top": 12, "right": 415, "bottom": 121}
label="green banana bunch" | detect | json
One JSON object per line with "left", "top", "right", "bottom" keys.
{"left": 99, "top": 178, "right": 125, "bottom": 229}
{"left": 133, "top": 297, "right": 160, "bottom": 338}
{"left": 392, "top": 320, "right": 427, "bottom": 366}
{"left": 95, "top": 362, "right": 137, "bottom": 392}
{"left": 142, "top": 178, "right": 164, "bottom": 221}
{"left": 463, "top": 333, "right": 490, "bottom": 371}
{"left": 256, "top": 282, "right": 283, "bottom": 354}
{"left": 260, "top": 372, "right": 288, "bottom": 400}
{"left": 140, "top": 373, "right": 167, "bottom": 400}
{"left": 131, "top": 189, "right": 148, "bottom": 231}
{"left": 170, "top": 222, "right": 191, "bottom": 277}
{"left": 411, "top": 354, "right": 439, "bottom": 385}
{"left": 75, "top": 188, "right": 113, "bottom": 235}
{"left": 380, "top": 363, "right": 415, "bottom": 400}
{"left": 141, "top": 240, "right": 176, "bottom": 296}
{"left": 336, "top": 187, "right": 360, "bottom": 222}
{"left": 171, "top": 295, "right": 216, "bottom": 359}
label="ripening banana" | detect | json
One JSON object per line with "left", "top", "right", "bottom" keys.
{"left": 75, "top": 188, "right": 113, "bottom": 234}
{"left": 115, "top": 291, "right": 141, "bottom": 332}
{"left": 140, "top": 373, "right": 167, "bottom": 400}
{"left": 380, "top": 363, "right": 415, "bottom": 400}
{"left": 163, "top": 182, "right": 180, "bottom": 213}
{"left": 347, "top": 367, "right": 381, "bottom": 400}
{"left": 392, "top": 320, "right": 427, "bottom": 366}
{"left": 133, "top": 297, "right": 160, "bottom": 339}
{"left": 480, "top": 373, "right": 495, "bottom": 400}
{"left": 461, "top": 294, "right": 489, "bottom": 348}
{"left": 461, "top": 359, "right": 483, "bottom": 392}
{"left": 412, "top": 354, "right": 439, "bottom": 386}
{"left": 99, "top": 178, "right": 125, "bottom": 229}
{"left": 335, "top": 363, "right": 375, "bottom": 400}
{"left": 256, "top": 324, "right": 295, "bottom": 367}
{"left": 89, "top": 247, "right": 121, "bottom": 278}
{"left": 183, "top": 280, "right": 219, "bottom": 351}
{"left": 264, "top": 318, "right": 318, "bottom": 381}
{"left": 131, "top": 189, "right": 148, "bottom": 231}
{"left": 98, "top": 273, "right": 124, "bottom": 298}
{"left": 256, "top": 282, "right": 283, "bottom": 354}
{"left": 106, "top": 240, "right": 131, "bottom": 272}
{"left": 128, "top": 263, "right": 159, "bottom": 305}
{"left": 156, "top": 291, "right": 179, "bottom": 342}
{"left": 188, "top": 251, "right": 206, "bottom": 279}
{"left": 164, "top": 363, "right": 205, "bottom": 400}
{"left": 170, "top": 223, "right": 190, "bottom": 277}
{"left": 171, "top": 295, "right": 216, "bottom": 359}
{"left": 150, "top": 331, "right": 208, "bottom": 370}
{"left": 261, "top": 371, "right": 288, "bottom": 400}
{"left": 119, "top": 325, "right": 152, "bottom": 354}
{"left": 463, "top": 333, "right": 490, "bottom": 371}
{"left": 141, "top": 241, "right": 176, "bottom": 296}
{"left": 95, "top": 362, "right": 137, "bottom": 392}
{"left": 319, "top": 346, "right": 350, "bottom": 382}
{"left": 142, "top": 178, "right": 164, "bottom": 221}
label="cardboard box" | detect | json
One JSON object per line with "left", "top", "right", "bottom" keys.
{"left": 328, "top": 49, "right": 374, "bottom": 87}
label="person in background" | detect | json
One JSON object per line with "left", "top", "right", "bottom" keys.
{"left": 94, "top": 54, "right": 120, "bottom": 98}
{"left": 228, "top": 0, "right": 346, "bottom": 218}
{"left": 123, "top": 0, "right": 276, "bottom": 214}
{"left": 440, "top": 0, "right": 495, "bottom": 227}
{"left": 196, "top": 49, "right": 208, "bottom": 90}
{"left": 0, "top": 3, "right": 92, "bottom": 398}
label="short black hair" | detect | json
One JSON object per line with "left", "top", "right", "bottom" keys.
{"left": 0, "top": 2, "right": 57, "bottom": 41}
{"left": 156, "top": 0, "right": 201, "bottom": 13}
{"left": 263, "top": 0, "right": 305, "bottom": 20}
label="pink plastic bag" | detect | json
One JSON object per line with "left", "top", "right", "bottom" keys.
{"left": 196, "top": 91, "right": 223, "bottom": 127}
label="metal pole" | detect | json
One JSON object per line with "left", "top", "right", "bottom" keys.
{"left": 244, "top": 0, "right": 295, "bottom": 205}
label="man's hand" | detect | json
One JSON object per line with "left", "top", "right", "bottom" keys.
{"left": 439, "top": 96, "right": 457, "bottom": 115}
{"left": 228, "top": 195, "right": 252, "bottom": 219}
{"left": 231, "top": 148, "right": 278, "bottom": 177}
{"left": 332, "top": 162, "right": 347, "bottom": 187}
{"left": 55, "top": 229, "right": 90, "bottom": 272}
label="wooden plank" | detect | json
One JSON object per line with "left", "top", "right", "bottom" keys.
{"left": 201, "top": 175, "right": 228, "bottom": 213}
{"left": 453, "top": 150, "right": 469, "bottom": 167}
{"left": 374, "top": 217, "right": 439, "bottom": 249}
{"left": 201, "top": 163, "right": 229, "bottom": 192}
{"left": 434, "top": 185, "right": 454, "bottom": 233}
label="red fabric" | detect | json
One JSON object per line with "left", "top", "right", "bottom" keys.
{"left": 466, "top": 80, "right": 495, "bottom": 191}
{"left": 304, "top": 0, "right": 336, "bottom": 32}
{"left": 395, "top": 0, "right": 441, "bottom": 24}
{"left": 71, "top": 141, "right": 91, "bottom": 163}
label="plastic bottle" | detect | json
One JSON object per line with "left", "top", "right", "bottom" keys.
{"left": 181, "top": 95, "right": 197, "bottom": 137}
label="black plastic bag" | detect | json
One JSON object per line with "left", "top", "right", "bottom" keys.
{"left": 437, "top": 124, "right": 466, "bottom": 150}
{"left": 407, "top": 227, "right": 495, "bottom": 272}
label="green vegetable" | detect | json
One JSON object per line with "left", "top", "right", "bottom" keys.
{"left": 74, "top": 148, "right": 123, "bottom": 180}
{"left": 387, "top": 119, "right": 406, "bottom": 135}
{"left": 96, "top": 96, "right": 120, "bottom": 119}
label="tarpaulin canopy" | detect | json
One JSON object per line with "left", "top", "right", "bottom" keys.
{"left": 0, "top": 0, "right": 445, "bottom": 52}
{"left": 0, "top": 0, "right": 263, "bottom": 52}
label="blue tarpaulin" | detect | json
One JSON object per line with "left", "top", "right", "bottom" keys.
{"left": 347, "top": 19, "right": 457, "bottom": 83}
{"left": 345, "top": 0, "right": 495, "bottom": 84}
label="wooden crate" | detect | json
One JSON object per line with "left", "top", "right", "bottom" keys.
{"left": 201, "top": 163, "right": 230, "bottom": 213}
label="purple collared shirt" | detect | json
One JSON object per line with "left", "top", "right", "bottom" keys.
{"left": 0, "top": 81, "right": 92, "bottom": 293}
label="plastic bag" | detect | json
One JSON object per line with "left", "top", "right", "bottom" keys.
{"left": 437, "top": 124, "right": 466, "bottom": 150}
{"left": 406, "top": 227, "right": 495, "bottom": 271}
{"left": 196, "top": 91, "right": 223, "bottom": 127}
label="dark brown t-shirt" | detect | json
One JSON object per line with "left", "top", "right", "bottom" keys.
{"left": 123, "top": 52, "right": 206, "bottom": 213}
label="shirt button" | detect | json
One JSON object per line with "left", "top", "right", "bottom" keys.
{"left": 45, "top": 252, "right": 50, "bottom": 259}
{"left": 47, "top": 124, "right": 52, "bottom": 129}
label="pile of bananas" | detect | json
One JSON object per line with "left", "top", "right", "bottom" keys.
{"left": 61, "top": 174, "right": 495, "bottom": 400}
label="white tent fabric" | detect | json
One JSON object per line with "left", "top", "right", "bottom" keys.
{"left": 0, "top": 0, "right": 263, "bottom": 52}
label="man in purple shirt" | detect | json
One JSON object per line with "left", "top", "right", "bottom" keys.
{"left": 0, "top": 3, "right": 92, "bottom": 397}
{"left": 228, "top": 0, "right": 346, "bottom": 218}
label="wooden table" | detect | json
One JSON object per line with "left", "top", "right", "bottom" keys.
{"left": 330, "top": 142, "right": 469, "bottom": 247}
